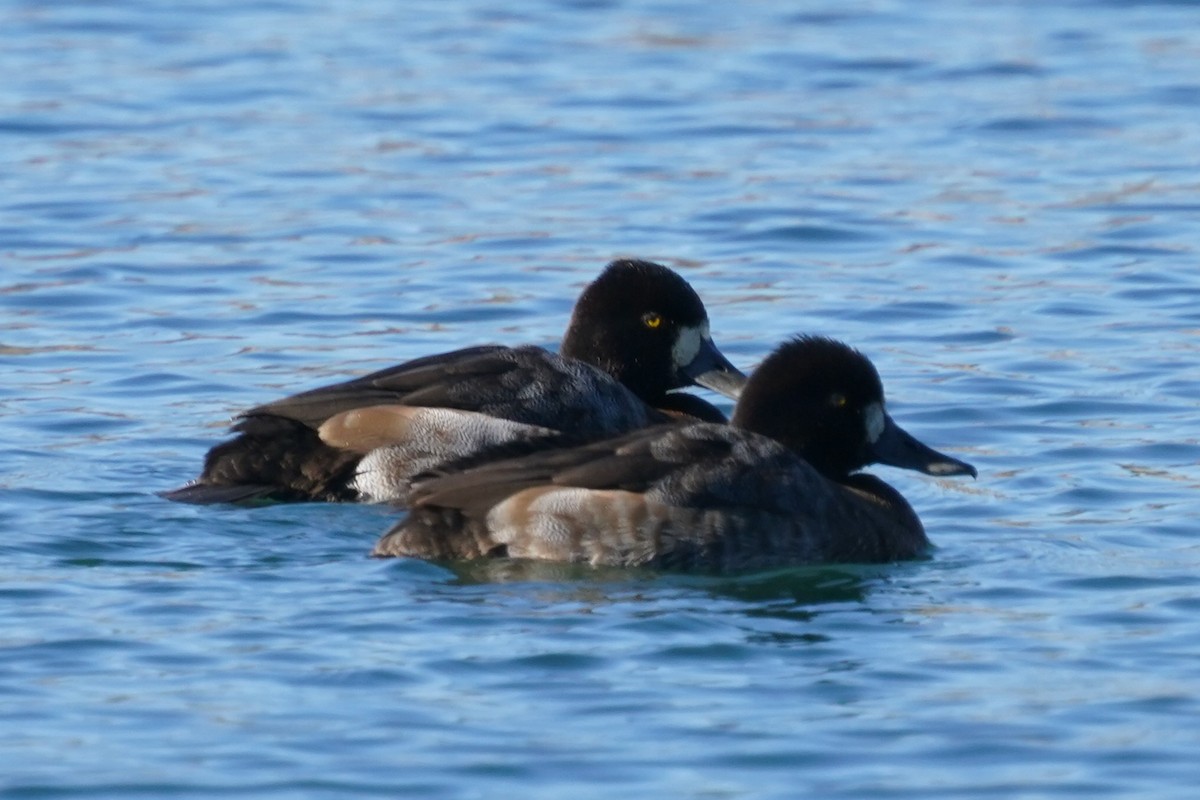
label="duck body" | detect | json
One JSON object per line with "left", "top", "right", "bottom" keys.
{"left": 373, "top": 336, "right": 976, "bottom": 572}
{"left": 163, "top": 260, "right": 746, "bottom": 506}
{"left": 376, "top": 423, "right": 930, "bottom": 570}
{"left": 168, "top": 345, "right": 660, "bottom": 504}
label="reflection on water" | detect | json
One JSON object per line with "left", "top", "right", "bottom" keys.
{"left": 441, "top": 557, "right": 662, "bottom": 587}
{"left": 702, "top": 565, "right": 878, "bottom": 606}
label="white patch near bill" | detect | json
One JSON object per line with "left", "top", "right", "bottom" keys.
{"left": 864, "top": 402, "right": 886, "bottom": 444}
{"left": 671, "top": 323, "right": 708, "bottom": 369}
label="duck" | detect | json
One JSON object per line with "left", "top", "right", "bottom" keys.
{"left": 372, "top": 335, "right": 976, "bottom": 571}
{"left": 162, "top": 259, "right": 748, "bottom": 505}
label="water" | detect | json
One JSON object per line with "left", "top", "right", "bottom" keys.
{"left": 3, "top": 0, "right": 1200, "bottom": 796}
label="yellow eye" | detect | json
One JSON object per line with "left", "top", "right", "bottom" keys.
{"left": 642, "top": 312, "right": 663, "bottom": 329}
{"left": 829, "top": 393, "right": 848, "bottom": 408}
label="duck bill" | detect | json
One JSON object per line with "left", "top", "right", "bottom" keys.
{"left": 682, "top": 336, "right": 748, "bottom": 399}
{"left": 871, "top": 414, "right": 977, "bottom": 478}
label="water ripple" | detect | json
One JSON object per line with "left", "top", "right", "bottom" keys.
{"left": 4, "top": 0, "right": 1200, "bottom": 797}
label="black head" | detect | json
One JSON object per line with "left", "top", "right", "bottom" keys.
{"left": 560, "top": 259, "right": 747, "bottom": 405}
{"left": 732, "top": 335, "right": 976, "bottom": 480}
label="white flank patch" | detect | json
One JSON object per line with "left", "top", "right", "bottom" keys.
{"left": 350, "top": 408, "right": 557, "bottom": 503}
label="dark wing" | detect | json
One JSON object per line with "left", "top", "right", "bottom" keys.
{"left": 415, "top": 420, "right": 829, "bottom": 522}
{"left": 409, "top": 422, "right": 737, "bottom": 514}
{"left": 242, "top": 344, "right": 658, "bottom": 438}
{"left": 242, "top": 344, "right": 510, "bottom": 429}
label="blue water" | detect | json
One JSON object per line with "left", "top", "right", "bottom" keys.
{"left": 4, "top": 0, "right": 1200, "bottom": 796}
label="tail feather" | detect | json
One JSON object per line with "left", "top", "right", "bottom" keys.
{"left": 158, "top": 482, "right": 313, "bottom": 506}
{"left": 162, "top": 416, "right": 361, "bottom": 504}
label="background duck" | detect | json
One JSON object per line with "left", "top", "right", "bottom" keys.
{"left": 162, "top": 259, "right": 747, "bottom": 505}
{"left": 374, "top": 335, "right": 976, "bottom": 572}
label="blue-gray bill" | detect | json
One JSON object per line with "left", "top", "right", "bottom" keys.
{"left": 872, "top": 414, "right": 977, "bottom": 478}
{"left": 685, "top": 337, "right": 748, "bottom": 399}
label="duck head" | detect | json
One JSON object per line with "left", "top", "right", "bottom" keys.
{"left": 732, "top": 335, "right": 976, "bottom": 480}
{"left": 560, "top": 259, "right": 747, "bottom": 405}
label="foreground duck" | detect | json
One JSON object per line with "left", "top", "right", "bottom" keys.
{"left": 373, "top": 335, "right": 976, "bottom": 571}
{"left": 163, "top": 259, "right": 747, "bottom": 505}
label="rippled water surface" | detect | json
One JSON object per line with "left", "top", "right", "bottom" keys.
{"left": 4, "top": 0, "right": 1200, "bottom": 797}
